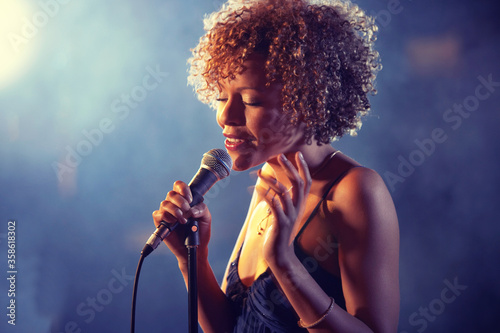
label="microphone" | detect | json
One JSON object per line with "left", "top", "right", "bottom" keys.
{"left": 141, "top": 149, "right": 232, "bottom": 257}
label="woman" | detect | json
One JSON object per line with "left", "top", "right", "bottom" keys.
{"left": 153, "top": 0, "right": 400, "bottom": 332}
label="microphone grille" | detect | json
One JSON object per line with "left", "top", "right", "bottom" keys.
{"left": 201, "top": 149, "right": 232, "bottom": 180}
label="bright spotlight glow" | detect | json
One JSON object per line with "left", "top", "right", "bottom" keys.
{"left": 0, "top": 0, "right": 36, "bottom": 89}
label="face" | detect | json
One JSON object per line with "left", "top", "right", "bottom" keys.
{"left": 216, "top": 54, "right": 306, "bottom": 171}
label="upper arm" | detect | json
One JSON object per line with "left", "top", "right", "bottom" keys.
{"left": 334, "top": 167, "right": 400, "bottom": 333}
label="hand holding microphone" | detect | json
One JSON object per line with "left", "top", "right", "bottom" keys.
{"left": 145, "top": 149, "right": 232, "bottom": 258}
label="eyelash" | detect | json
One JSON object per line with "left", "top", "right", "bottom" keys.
{"left": 216, "top": 98, "right": 262, "bottom": 107}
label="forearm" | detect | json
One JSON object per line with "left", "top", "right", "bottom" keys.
{"left": 178, "top": 257, "right": 235, "bottom": 333}
{"left": 269, "top": 254, "right": 373, "bottom": 333}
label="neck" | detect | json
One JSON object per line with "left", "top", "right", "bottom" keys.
{"left": 266, "top": 143, "right": 336, "bottom": 187}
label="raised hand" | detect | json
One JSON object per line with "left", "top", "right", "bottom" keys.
{"left": 256, "top": 152, "right": 312, "bottom": 267}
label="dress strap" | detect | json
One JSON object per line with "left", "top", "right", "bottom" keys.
{"left": 294, "top": 166, "right": 363, "bottom": 242}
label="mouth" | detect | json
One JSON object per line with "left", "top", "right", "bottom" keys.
{"left": 223, "top": 134, "right": 254, "bottom": 151}
{"left": 225, "top": 137, "right": 247, "bottom": 151}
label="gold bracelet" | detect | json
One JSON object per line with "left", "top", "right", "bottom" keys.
{"left": 297, "top": 297, "right": 335, "bottom": 329}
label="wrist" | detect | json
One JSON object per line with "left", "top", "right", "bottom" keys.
{"left": 266, "top": 245, "right": 299, "bottom": 272}
{"left": 177, "top": 249, "right": 210, "bottom": 275}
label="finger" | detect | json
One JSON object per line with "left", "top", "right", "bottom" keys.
{"left": 165, "top": 190, "right": 191, "bottom": 214}
{"left": 257, "top": 170, "right": 295, "bottom": 215}
{"left": 255, "top": 184, "right": 286, "bottom": 222}
{"left": 295, "top": 151, "right": 311, "bottom": 192}
{"left": 190, "top": 203, "right": 211, "bottom": 222}
{"left": 172, "top": 180, "right": 193, "bottom": 204}
{"left": 257, "top": 169, "right": 284, "bottom": 194}
{"left": 277, "top": 153, "right": 305, "bottom": 206}
{"left": 160, "top": 201, "right": 188, "bottom": 224}
{"left": 152, "top": 210, "right": 164, "bottom": 226}
{"left": 152, "top": 208, "right": 181, "bottom": 228}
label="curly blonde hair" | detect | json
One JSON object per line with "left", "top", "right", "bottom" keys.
{"left": 188, "top": 0, "right": 381, "bottom": 144}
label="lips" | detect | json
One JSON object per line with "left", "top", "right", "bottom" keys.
{"left": 223, "top": 133, "right": 254, "bottom": 151}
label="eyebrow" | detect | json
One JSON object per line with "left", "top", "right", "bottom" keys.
{"left": 218, "top": 82, "right": 265, "bottom": 92}
{"left": 238, "top": 87, "right": 264, "bottom": 92}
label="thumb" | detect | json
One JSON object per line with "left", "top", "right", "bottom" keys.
{"left": 191, "top": 203, "right": 210, "bottom": 223}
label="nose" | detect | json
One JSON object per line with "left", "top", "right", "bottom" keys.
{"left": 217, "top": 96, "right": 246, "bottom": 128}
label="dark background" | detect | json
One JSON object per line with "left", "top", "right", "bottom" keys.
{"left": 0, "top": 0, "right": 499, "bottom": 332}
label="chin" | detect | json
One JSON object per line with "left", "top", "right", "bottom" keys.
{"left": 230, "top": 152, "right": 265, "bottom": 172}
{"left": 231, "top": 158, "right": 252, "bottom": 172}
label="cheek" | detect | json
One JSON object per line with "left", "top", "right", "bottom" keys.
{"left": 254, "top": 110, "right": 291, "bottom": 143}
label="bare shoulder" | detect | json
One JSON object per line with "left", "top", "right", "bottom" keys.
{"left": 336, "top": 166, "right": 388, "bottom": 197}
{"left": 333, "top": 166, "right": 397, "bottom": 228}
{"left": 329, "top": 165, "right": 399, "bottom": 264}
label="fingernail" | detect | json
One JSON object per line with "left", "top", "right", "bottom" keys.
{"left": 279, "top": 154, "right": 287, "bottom": 162}
{"left": 299, "top": 152, "right": 305, "bottom": 161}
{"left": 264, "top": 186, "right": 271, "bottom": 197}
{"left": 191, "top": 207, "right": 200, "bottom": 216}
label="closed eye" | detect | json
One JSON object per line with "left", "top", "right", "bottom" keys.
{"left": 216, "top": 98, "right": 261, "bottom": 107}
{"left": 243, "top": 101, "right": 262, "bottom": 106}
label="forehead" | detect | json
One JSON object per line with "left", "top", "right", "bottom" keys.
{"left": 219, "top": 54, "right": 268, "bottom": 92}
